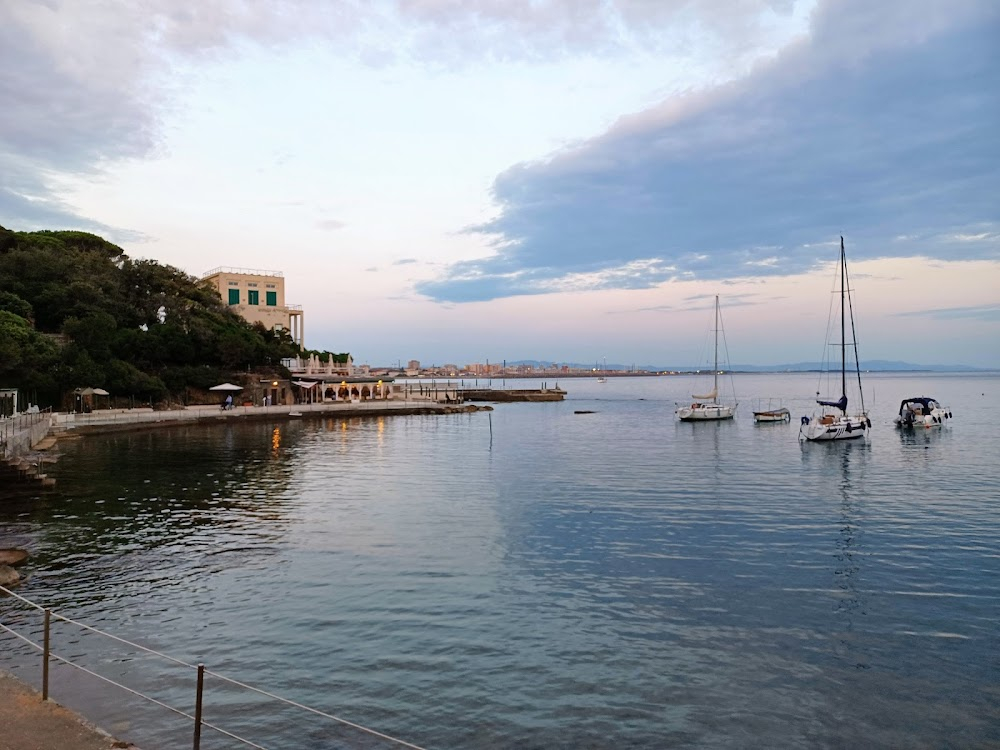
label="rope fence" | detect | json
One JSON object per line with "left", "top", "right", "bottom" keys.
{"left": 0, "top": 585, "right": 428, "bottom": 750}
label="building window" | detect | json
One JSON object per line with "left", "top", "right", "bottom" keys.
{"left": 228, "top": 281, "right": 239, "bottom": 286}
{"left": 266, "top": 291, "right": 277, "bottom": 306}
{"left": 248, "top": 290, "right": 259, "bottom": 305}
{"left": 247, "top": 282, "right": 258, "bottom": 287}
{"left": 228, "top": 289, "right": 240, "bottom": 305}
{"left": 266, "top": 283, "right": 276, "bottom": 289}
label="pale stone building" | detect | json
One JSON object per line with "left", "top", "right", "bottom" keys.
{"left": 200, "top": 267, "right": 304, "bottom": 347}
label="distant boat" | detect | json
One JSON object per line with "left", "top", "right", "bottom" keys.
{"left": 799, "top": 237, "right": 871, "bottom": 442}
{"left": 894, "top": 397, "right": 952, "bottom": 428}
{"left": 597, "top": 357, "right": 608, "bottom": 383}
{"left": 676, "top": 296, "right": 737, "bottom": 422}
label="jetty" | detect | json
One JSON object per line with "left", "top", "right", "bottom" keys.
{"left": 458, "top": 387, "right": 565, "bottom": 402}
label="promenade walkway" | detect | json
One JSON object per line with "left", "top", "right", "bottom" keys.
{"left": 0, "top": 671, "right": 130, "bottom": 750}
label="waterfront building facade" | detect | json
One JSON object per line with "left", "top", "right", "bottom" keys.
{"left": 200, "top": 267, "right": 304, "bottom": 347}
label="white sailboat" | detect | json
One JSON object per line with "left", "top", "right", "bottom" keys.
{"left": 676, "top": 295, "right": 737, "bottom": 422}
{"left": 800, "top": 237, "right": 872, "bottom": 442}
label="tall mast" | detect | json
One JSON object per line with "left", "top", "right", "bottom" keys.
{"left": 840, "top": 236, "right": 846, "bottom": 404}
{"left": 713, "top": 295, "right": 720, "bottom": 395}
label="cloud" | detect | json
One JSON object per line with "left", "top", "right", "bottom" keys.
{"left": 393, "top": 258, "right": 419, "bottom": 265}
{"left": 417, "top": 0, "right": 1000, "bottom": 302}
{"left": 1, "top": 0, "right": 808, "bottom": 232}
{"left": 895, "top": 304, "right": 1000, "bottom": 322}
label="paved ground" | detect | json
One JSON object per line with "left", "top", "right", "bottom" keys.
{"left": 0, "top": 672, "right": 132, "bottom": 750}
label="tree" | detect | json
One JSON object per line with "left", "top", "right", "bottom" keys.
{"left": 0, "top": 227, "right": 305, "bottom": 406}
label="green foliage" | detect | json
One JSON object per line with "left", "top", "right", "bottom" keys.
{"left": 0, "top": 227, "right": 303, "bottom": 407}
{"left": 0, "top": 291, "right": 33, "bottom": 319}
{"left": 0, "top": 311, "right": 61, "bottom": 399}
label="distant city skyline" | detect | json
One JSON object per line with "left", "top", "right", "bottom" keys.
{"left": 2, "top": 1, "right": 998, "bottom": 368}
{"left": 370, "top": 358, "right": 992, "bottom": 373}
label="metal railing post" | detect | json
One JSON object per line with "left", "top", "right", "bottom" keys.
{"left": 193, "top": 663, "right": 205, "bottom": 750}
{"left": 42, "top": 609, "right": 51, "bottom": 700}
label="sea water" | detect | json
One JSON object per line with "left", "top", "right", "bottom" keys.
{"left": 1, "top": 372, "right": 998, "bottom": 749}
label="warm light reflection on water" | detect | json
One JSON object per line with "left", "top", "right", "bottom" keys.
{"left": 1, "top": 373, "right": 999, "bottom": 749}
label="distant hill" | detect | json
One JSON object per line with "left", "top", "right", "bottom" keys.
{"left": 505, "top": 359, "right": 992, "bottom": 373}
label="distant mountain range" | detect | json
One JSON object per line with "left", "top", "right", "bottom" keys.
{"left": 506, "top": 359, "right": 993, "bottom": 373}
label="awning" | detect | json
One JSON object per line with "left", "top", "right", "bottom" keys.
{"left": 293, "top": 381, "right": 319, "bottom": 388}
{"left": 209, "top": 383, "right": 244, "bottom": 391}
{"left": 92, "top": 388, "right": 110, "bottom": 396}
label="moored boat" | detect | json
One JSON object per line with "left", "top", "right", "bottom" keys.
{"left": 800, "top": 237, "right": 871, "bottom": 442}
{"left": 894, "top": 397, "right": 952, "bottom": 428}
{"left": 753, "top": 405, "right": 791, "bottom": 423}
{"left": 676, "top": 296, "right": 737, "bottom": 422}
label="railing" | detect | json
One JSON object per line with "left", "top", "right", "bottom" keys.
{"left": 200, "top": 267, "right": 284, "bottom": 279}
{"left": 0, "top": 585, "right": 427, "bottom": 750}
{"left": 0, "top": 408, "right": 52, "bottom": 460}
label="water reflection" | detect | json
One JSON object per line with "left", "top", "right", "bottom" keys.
{"left": 801, "top": 440, "right": 871, "bottom": 667}
{"left": 0, "top": 422, "right": 314, "bottom": 610}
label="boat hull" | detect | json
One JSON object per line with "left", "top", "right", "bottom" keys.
{"left": 754, "top": 408, "right": 790, "bottom": 423}
{"left": 677, "top": 404, "right": 735, "bottom": 421}
{"left": 799, "top": 413, "right": 870, "bottom": 441}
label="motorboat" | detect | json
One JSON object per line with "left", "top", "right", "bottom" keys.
{"left": 894, "top": 397, "right": 952, "bottom": 428}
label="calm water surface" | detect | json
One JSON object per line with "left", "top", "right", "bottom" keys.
{"left": 2, "top": 373, "right": 999, "bottom": 749}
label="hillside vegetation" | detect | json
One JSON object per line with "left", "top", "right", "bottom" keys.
{"left": 0, "top": 225, "right": 299, "bottom": 407}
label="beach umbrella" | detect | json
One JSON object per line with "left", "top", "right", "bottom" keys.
{"left": 209, "top": 383, "right": 243, "bottom": 391}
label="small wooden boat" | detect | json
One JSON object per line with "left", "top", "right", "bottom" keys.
{"left": 753, "top": 406, "right": 791, "bottom": 423}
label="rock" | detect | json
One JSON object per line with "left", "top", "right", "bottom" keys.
{"left": 0, "top": 565, "right": 20, "bottom": 587}
{"left": 0, "top": 549, "right": 29, "bottom": 566}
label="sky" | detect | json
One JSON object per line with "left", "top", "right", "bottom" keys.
{"left": 2, "top": 0, "right": 998, "bottom": 368}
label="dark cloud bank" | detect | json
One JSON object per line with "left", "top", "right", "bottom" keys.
{"left": 418, "top": 2, "right": 1000, "bottom": 302}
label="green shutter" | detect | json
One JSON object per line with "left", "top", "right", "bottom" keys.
{"left": 266, "top": 291, "right": 277, "bottom": 306}
{"left": 248, "top": 290, "right": 259, "bottom": 305}
{"left": 228, "top": 289, "right": 240, "bottom": 305}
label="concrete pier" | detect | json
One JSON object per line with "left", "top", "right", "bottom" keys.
{"left": 0, "top": 671, "right": 133, "bottom": 749}
{"left": 52, "top": 400, "right": 487, "bottom": 436}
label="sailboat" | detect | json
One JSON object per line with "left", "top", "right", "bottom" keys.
{"left": 799, "top": 237, "right": 872, "bottom": 442}
{"left": 676, "top": 295, "right": 737, "bottom": 421}
{"left": 596, "top": 357, "right": 607, "bottom": 383}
